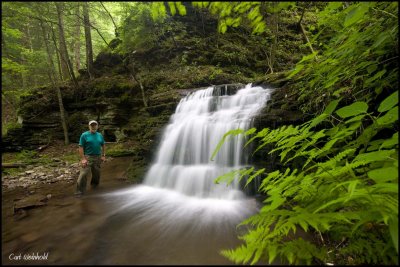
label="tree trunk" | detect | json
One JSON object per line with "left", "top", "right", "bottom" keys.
{"left": 50, "top": 25, "right": 64, "bottom": 81}
{"left": 40, "top": 20, "right": 69, "bottom": 145}
{"left": 130, "top": 74, "right": 148, "bottom": 108}
{"left": 200, "top": 10, "right": 206, "bottom": 37}
{"left": 83, "top": 2, "right": 94, "bottom": 79}
{"left": 300, "top": 23, "right": 315, "bottom": 54}
{"left": 264, "top": 13, "right": 278, "bottom": 74}
{"left": 298, "top": 7, "right": 315, "bottom": 55}
{"left": 55, "top": 3, "right": 69, "bottom": 81}
{"left": 55, "top": 2, "right": 79, "bottom": 89}
{"left": 20, "top": 56, "right": 27, "bottom": 89}
{"left": 26, "top": 23, "right": 38, "bottom": 87}
{"left": 271, "top": 14, "right": 278, "bottom": 73}
{"left": 74, "top": 3, "right": 81, "bottom": 72}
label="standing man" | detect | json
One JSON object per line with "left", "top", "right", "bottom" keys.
{"left": 76, "top": 120, "right": 106, "bottom": 195}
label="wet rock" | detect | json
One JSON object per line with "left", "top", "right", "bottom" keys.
{"left": 14, "top": 209, "right": 29, "bottom": 220}
{"left": 14, "top": 194, "right": 48, "bottom": 213}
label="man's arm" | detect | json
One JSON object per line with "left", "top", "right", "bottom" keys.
{"left": 79, "top": 146, "right": 88, "bottom": 167}
{"left": 101, "top": 144, "right": 106, "bottom": 161}
{"left": 79, "top": 146, "right": 85, "bottom": 159}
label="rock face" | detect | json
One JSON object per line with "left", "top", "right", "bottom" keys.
{"left": 248, "top": 83, "right": 308, "bottom": 181}
{"left": 2, "top": 79, "right": 180, "bottom": 152}
{"left": 1, "top": 82, "right": 254, "bottom": 151}
{"left": 2, "top": 75, "right": 305, "bottom": 184}
{"left": 254, "top": 85, "right": 307, "bottom": 130}
{"left": 2, "top": 80, "right": 306, "bottom": 156}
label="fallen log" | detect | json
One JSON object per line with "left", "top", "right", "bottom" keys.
{"left": 2, "top": 163, "right": 27, "bottom": 168}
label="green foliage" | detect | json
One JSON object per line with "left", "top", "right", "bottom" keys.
{"left": 214, "top": 94, "right": 398, "bottom": 265}
{"left": 152, "top": 2, "right": 295, "bottom": 35}
{"left": 15, "top": 149, "right": 39, "bottom": 164}
{"left": 119, "top": 2, "right": 188, "bottom": 53}
{"left": 2, "top": 121, "right": 22, "bottom": 137}
{"left": 287, "top": 2, "right": 398, "bottom": 114}
{"left": 210, "top": 1, "right": 398, "bottom": 265}
{"left": 119, "top": 3, "right": 155, "bottom": 52}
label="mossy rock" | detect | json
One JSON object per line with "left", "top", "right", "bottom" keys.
{"left": 18, "top": 87, "right": 58, "bottom": 117}
{"left": 107, "top": 149, "right": 136, "bottom": 157}
{"left": 90, "top": 75, "right": 134, "bottom": 98}
{"left": 67, "top": 112, "right": 88, "bottom": 142}
{"left": 93, "top": 51, "right": 123, "bottom": 71}
{"left": 125, "top": 160, "right": 148, "bottom": 183}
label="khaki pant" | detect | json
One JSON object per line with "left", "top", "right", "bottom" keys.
{"left": 76, "top": 155, "right": 102, "bottom": 194}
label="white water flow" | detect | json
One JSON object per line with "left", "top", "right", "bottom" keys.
{"left": 145, "top": 83, "right": 271, "bottom": 198}
{"left": 98, "top": 84, "right": 272, "bottom": 264}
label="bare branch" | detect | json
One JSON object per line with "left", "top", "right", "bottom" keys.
{"left": 70, "top": 12, "right": 110, "bottom": 47}
{"left": 100, "top": 2, "right": 119, "bottom": 36}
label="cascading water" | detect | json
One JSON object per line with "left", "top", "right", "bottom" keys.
{"left": 144, "top": 83, "right": 271, "bottom": 198}
{"left": 96, "top": 84, "right": 273, "bottom": 264}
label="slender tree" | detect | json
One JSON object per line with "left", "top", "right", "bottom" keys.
{"left": 83, "top": 2, "right": 94, "bottom": 79}
{"left": 50, "top": 25, "right": 64, "bottom": 82}
{"left": 74, "top": 3, "right": 81, "bottom": 72}
{"left": 55, "top": 2, "right": 79, "bottom": 88}
{"left": 55, "top": 2, "right": 70, "bottom": 80}
{"left": 298, "top": 5, "right": 315, "bottom": 55}
{"left": 39, "top": 20, "right": 69, "bottom": 145}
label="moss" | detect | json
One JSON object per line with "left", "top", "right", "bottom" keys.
{"left": 67, "top": 112, "right": 89, "bottom": 142}
{"left": 106, "top": 143, "right": 137, "bottom": 157}
{"left": 2, "top": 121, "right": 22, "bottom": 137}
{"left": 107, "top": 149, "right": 136, "bottom": 157}
{"left": 125, "top": 159, "right": 148, "bottom": 183}
{"left": 90, "top": 75, "right": 134, "bottom": 98}
{"left": 18, "top": 87, "right": 57, "bottom": 118}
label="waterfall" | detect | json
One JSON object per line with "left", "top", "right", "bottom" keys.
{"left": 96, "top": 84, "right": 272, "bottom": 264}
{"left": 144, "top": 83, "right": 272, "bottom": 199}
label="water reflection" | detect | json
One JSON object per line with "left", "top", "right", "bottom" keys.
{"left": 85, "top": 185, "right": 259, "bottom": 265}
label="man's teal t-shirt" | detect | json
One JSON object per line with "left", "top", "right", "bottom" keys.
{"left": 79, "top": 131, "right": 105, "bottom": 155}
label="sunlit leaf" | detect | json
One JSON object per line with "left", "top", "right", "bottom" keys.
{"left": 344, "top": 3, "right": 370, "bottom": 27}
{"left": 389, "top": 217, "right": 399, "bottom": 253}
{"left": 378, "top": 90, "right": 398, "bottom": 113}
{"left": 335, "top": 102, "right": 368, "bottom": 118}
{"left": 368, "top": 167, "right": 398, "bottom": 183}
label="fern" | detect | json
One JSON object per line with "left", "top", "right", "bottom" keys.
{"left": 207, "top": 2, "right": 398, "bottom": 265}
{"left": 212, "top": 93, "right": 398, "bottom": 265}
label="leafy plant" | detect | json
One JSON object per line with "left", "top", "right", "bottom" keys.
{"left": 210, "top": 1, "right": 398, "bottom": 265}
{"left": 287, "top": 2, "right": 398, "bottom": 114}
{"left": 213, "top": 90, "right": 398, "bottom": 265}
